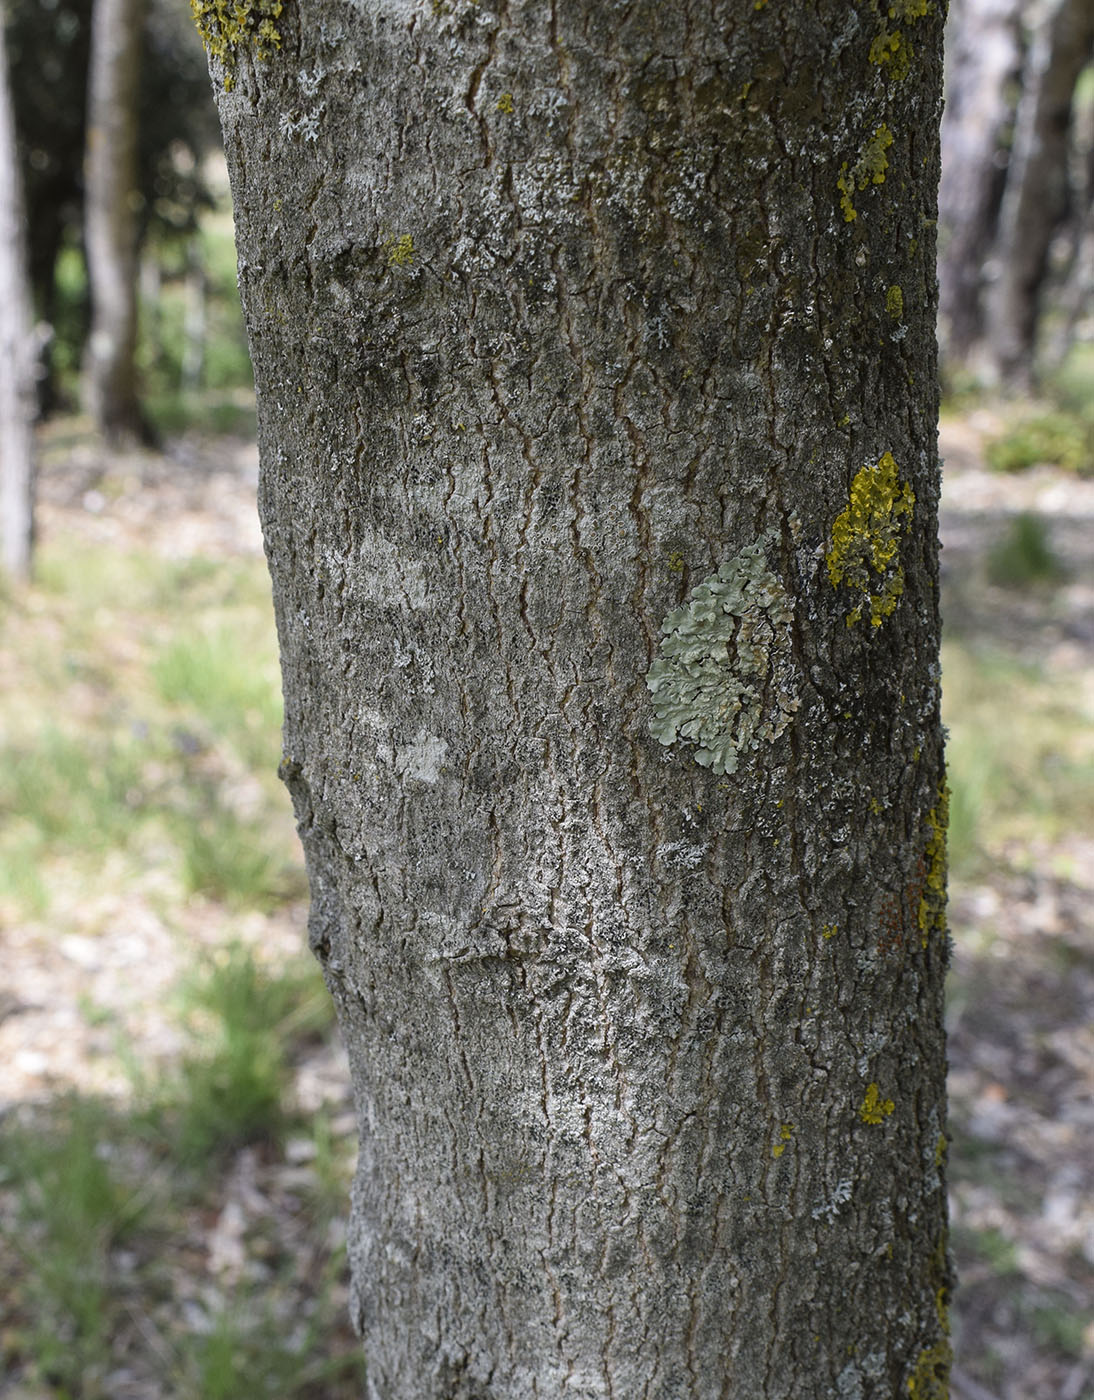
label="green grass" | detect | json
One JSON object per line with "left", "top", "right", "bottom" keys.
{"left": 942, "top": 641, "right": 1094, "bottom": 874}
{"left": 985, "top": 513, "right": 1067, "bottom": 589}
{"left": 0, "top": 537, "right": 297, "bottom": 917}
{"left": 0, "top": 934, "right": 355, "bottom": 1394}
{"left": 1, "top": 1047, "right": 362, "bottom": 1397}
{"left": 984, "top": 343, "right": 1094, "bottom": 478}
{"left": 174, "top": 1294, "right": 367, "bottom": 1400}
{"left": 153, "top": 619, "right": 283, "bottom": 770}
{"left": 151, "top": 942, "right": 333, "bottom": 1167}
{"left": 0, "top": 1096, "right": 156, "bottom": 1396}
{"left": 173, "top": 803, "right": 304, "bottom": 909}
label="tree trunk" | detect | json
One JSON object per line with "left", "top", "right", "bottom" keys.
{"left": 938, "top": 0, "right": 1023, "bottom": 367}
{"left": 0, "top": 4, "right": 36, "bottom": 581}
{"left": 84, "top": 0, "right": 144, "bottom": 443}
{"left": 984, "top": 0, "right": 1094, "bottom": 388}
{"left": 207, "top": 3, "right": 952, "bottom": 1395}
{"left": 1046, "top": 66, "right": 1094, "bottom": 369}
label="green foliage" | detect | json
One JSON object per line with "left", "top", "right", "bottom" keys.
{"left": 0, "top": 727, "right": 153, "bottom": 912}
{"left": 140, "top": 214, "right": 256, "bottom": 433}
{"left": 985, "top": 513, "right": 1067, "bottom": 589}
{"left": 985, "top": 345, "right": 1094, "bottom": 478}
{"left": 986, "top": 413, "right": 1092, "bottom": 477}
{"left": 6, "top": 0, "right": 220, "bottom": 408}
{"left": 1030, "top": 1298, "right": 1089, "bottom": 1358}
{"left": 0, "top": 727, "right": 147, "bottom": 849}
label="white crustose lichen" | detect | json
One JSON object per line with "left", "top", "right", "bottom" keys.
{"left": 646, "top": 532, "right": 799, "bottom": 775}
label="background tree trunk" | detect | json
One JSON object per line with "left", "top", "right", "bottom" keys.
{"left": 938, "top": 0, "right": 1023, "bottom": 366}
{"left": 0, "top": 5, "right": 36, "bottom": 580}
{"left": 84, "top": 0, "right": 144, "bottom": 443}
{"left": 984, "top": 0, "right": 1094, "bottom": 387}
{"left": 208, "top": 2, "right": 951, "bottom": 1395}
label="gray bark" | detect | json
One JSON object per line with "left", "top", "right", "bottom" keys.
{"left": 938, "top": 0, "right": 1023, "bottom": 365}
{"left": 84, "top": 0, "right": 144, "bottom": 443}
{"left": 1047, "top": 65, "right": 1094, "bottom": 368}
{"left": 985, "top": 0, "right": 1094, "bottom": 387}
{"left": 208, "top": 2, "right": 952, "bottom": 1396}
{"left": 0, "top": 5, "right": 35, "bottom": 581}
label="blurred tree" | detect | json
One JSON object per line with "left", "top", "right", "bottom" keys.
{"left": 83, "top": 0, "right": 145, "bottom": 443}
{"left": 0, "top": 1, "right": 35, "bottom": 579}
{"left": 4, "top": 0, "right": 218, "bottom": 414}
{"left": 986, "top": 0, "right": 1094, "bottom": 387}
{"left": 208, "top": 2, "right": 952, "bottom": 1395}
{"left": 940, "top": 0, "right": 1094, "bottom": 385}
{"left": 938, "top": 0, "right": 1023, "bottom": 361}
{"left": 1048, "top": 72, "right": 1094, "bottom": 366}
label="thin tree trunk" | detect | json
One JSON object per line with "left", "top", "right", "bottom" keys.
{"left": 985, "top": 0, "right": 1094, "bottom": 387}
{"left": 0, "top": 5, "right": 36, "bottom": 581}
{"left": 1046, "top": 78, "right": 1094, "bottom": 370}
{"left": 938, "top": 0, "right": 1024, "bottom": 366}
{"left": 84, "top": 0, "right": 144, "bottom": 443}
{"left": 207, "top": 3, "right": 952, "bottom": 1395}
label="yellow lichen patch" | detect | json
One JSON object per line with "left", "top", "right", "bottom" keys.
{"left": 907, "top": 1339, "right": 952, "bottom": 1400}
{"left": 386, "top": 234, "right": 415, "bottom": 268}
{"left": 837, "top": 163, "right": 858, "bottom": 222}
{"left": 929, "top": 1233, "right": 952, "bottom": 1333}
{"left": 887, "top": 285, "right": 904, "bottom": 318}
{"left": 190, "top": 0, "right": 283, "bottom": 88}
{"left": 836, "top": 124, "right": 894, "bottom": 221}
{"left": 869, "top": 29, "right": 913, "bottom": 79}
{"left": 495, "top": 91, "right": 515, "bottom": 115}
{"left": 826, "top": 451, "right": 916, "bottom": 627}
{"left": 889, "top": 0, "right": 930, "bottom": 18}
{"left": 917, "top": 782, "right": 948, "bottom": 947}
{"left": 859, "top": 1083, "right": 895, "bottom": 1125}
{"left": 860, "top": 124, "right": 894, "bottom": 183}
{"left": 822, "top": 923, "right": 837, "bottom": 940}
{"left": 772, "top": 1123, "right": 794, "bottom": 1158}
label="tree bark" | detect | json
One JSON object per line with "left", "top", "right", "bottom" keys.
{"left": 984, "top": 0, "right": 1094, "bottom": 387}
{"left": 0, "top": 4, "right": 36, "bottom": 580}
{"left": 84, "top": 0, "right": 144, "bottom": 443}
{"left": 207, "top": 2, "right": 952, "bottom": 1395}
{"left": 937, "top": 0, "right": 1023, "bottom": 366}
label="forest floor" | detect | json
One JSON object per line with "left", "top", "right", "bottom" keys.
{"left": 0, "top": 408, "right": 1092, "bottom": 1399}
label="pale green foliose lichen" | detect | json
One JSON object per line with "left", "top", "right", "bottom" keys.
{"left": 646, "top": 533, "right": 799, "bottom": 775}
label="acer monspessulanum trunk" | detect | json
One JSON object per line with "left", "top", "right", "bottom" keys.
{"left": 203, "top": 2, "right": 952, "bottom": 1395}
